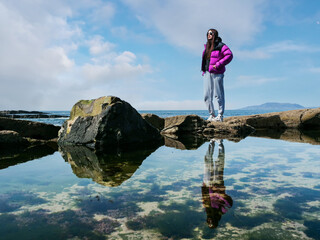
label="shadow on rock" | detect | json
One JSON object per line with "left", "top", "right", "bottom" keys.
{"left": 59, "top": 145, "right": 160, "bottom": 187}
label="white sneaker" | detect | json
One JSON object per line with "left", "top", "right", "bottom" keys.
{"left": 207, "top": 115, "right": 215, "bottom": 121}
{"left": 213, "top": 115, "right": 223, "bottom": 122}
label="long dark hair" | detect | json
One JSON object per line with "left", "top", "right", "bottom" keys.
{"left": 205, "top": 29, "right": 221, "bottom": 59}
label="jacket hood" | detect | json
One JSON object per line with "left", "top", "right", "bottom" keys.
{"left": 204, "top": 36, "right": 222, "bottom": 47}
{"left": 203, "top": 37, "right": 223, "bottom": 48}
{"left": 214, "top": 37, "right": 222, "bottom": 44}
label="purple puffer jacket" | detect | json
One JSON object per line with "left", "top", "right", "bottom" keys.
{"left": 201, "top": 42, "right": 233, "bottom": 74}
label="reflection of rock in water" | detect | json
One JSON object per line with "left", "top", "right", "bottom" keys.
{"left": 0, "top": 142, "right": 57, "bottom": 170}
{"left": 164, "top": 135, "right": 206, "bottom": 150}
{"left": 202, "top": 140, "right": 233, "bottom": 229}
{"left": 59, "top": 146, "right": 159, "bottom": 187}
{"left": 252, "top": 129, "right": 320, "bottom": 145}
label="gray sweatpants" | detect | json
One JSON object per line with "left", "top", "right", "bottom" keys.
{"left": 203, "top": 72, "right": 225, "bottom": 116}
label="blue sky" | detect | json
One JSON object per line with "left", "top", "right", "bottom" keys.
{"left": 0, "top": 0, "right": 319, "bottom": 110}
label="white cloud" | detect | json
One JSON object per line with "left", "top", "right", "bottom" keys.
{"left": 135, "top": 100, "right": 205, "bottom": 110}
{"left": 66, "top": 0, "right": 116, "bottom": 26}
{"left": 0, "top": 1, "right": 78, "bottom": 111}
{"left": 114, "top": 51, "right": 136, "bottom": 64}
{"left": 0, "top": 2, "right": 76, "bottom": 82}
{"left": 236, "top": 49, "right": 271, "bottom": 59}
{"left": 236, "top": 41, "right": 320, "bottom": 59}
{"left": 309, "top": 67, "right": 320, "bottom": 73}
{"left": 82, "top": 60, "right": 151, "bottom": 84}
{"left": 83, "top": 36, "right": 152, "bottom": 84}
{"left": 110, "top": 26, "right": 155, "bottom": 44}
{"left": 90, "top": 2, "right": 115, "bottom": 25}
{"left": 227, "top": 75, "right": 285, "bottom": 89}
{"left": 121, "top": 0, "right": 266, "bottom": 52}
{"left": 0, "top": 0, "right": 152, "bottom": 110}
{"left": 87, "top": 35, "right": 115, "bottom": 55}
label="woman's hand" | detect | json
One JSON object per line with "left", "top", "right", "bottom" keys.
{"left": 213, "top": 65, "right": 216, "bottom": 69}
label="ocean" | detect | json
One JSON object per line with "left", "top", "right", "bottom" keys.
{"left": 1, "top": 110, "right": 319, "bottom": 239}
{"left": 27, "top": 109, "right": 276, "bottom": 126}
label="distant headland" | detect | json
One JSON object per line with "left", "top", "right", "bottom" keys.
{"left": 238, "top": 102, "right": 306, "bottom": 111}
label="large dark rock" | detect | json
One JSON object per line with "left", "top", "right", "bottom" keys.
{"left": 0, "top": 117, "right": 60, "bottom": 140}
{"left": 162, "top": 115, "right": 205, "bottom": 136}
{"left": 58, "top": 96, "right": 162, "bottom": 151}
{"left": 141, "top": 113, "right": 164, "bottom": 131}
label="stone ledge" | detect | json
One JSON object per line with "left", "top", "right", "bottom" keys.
{"left": 141, "top": 108, "right": 320, "bottom": 142}
{"left": 224, "top": 108, "right": 320, "bottom": 130}
{"left": 0, "top": 117, "right": 60, "bottom": 140}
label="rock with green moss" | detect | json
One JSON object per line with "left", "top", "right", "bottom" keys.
{"left": 58, "top": 96, "right": 162, "bottom": 151}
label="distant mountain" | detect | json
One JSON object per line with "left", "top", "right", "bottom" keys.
{"left": 238, "top": 102, "right": 305, "bottom": 111}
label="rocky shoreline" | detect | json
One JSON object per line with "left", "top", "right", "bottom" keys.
{"left": 1, "top": 96, "right": 320, "bottom": 162}
{"left": 0, "top": 117, "right": 60, "bottom": 166}
{"left": 0, "top": 110, "right": 67, "bottom": 119}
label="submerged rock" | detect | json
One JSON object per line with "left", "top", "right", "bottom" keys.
{"left": 58, "top": 96, "right": 162, "bottom": 151}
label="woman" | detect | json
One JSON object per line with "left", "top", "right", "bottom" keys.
{"left": 201, "top": 29, "right": 233, "bottom": 122}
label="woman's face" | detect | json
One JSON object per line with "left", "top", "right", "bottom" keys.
{"left": 207, "top": 30, "right": 214, "bottom": 40}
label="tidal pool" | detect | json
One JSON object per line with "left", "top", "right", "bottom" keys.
{"left": 0, "top": 136, "right": 320, "bottom": 239}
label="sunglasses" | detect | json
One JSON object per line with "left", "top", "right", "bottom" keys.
{"left": 207, "top": 31, "right": 213, "bottom": 36}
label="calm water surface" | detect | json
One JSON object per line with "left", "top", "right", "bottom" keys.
{"left": 1, "top": 137, "right": 320, "bottom": 239}
{"left": 0, "top": 111, "right": 320, "bottom": 239}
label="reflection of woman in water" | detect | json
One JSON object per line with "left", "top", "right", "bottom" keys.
{"left": 202, "top": 139, "right": 233, "bottom": 228}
